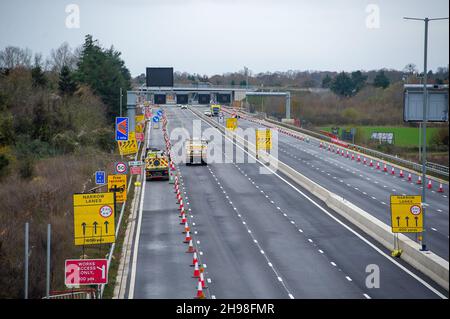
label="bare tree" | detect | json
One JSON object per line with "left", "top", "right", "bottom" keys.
{"left": 0, "top": 46, "right": 32, "bottom": 69}
{"left": 47, "top": 42, "right": 78, "bottom": 72}
{"left": 403, "top": 63, "right": 418, "bottom": 75}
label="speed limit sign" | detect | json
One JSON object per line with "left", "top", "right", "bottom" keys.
{"left": 115, "top": 162, "right": 128, "bottom": 174}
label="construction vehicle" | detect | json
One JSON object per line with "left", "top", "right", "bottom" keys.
{"left": 210, "top": 104, "right": 221, "bottom": 116}
{"left": 144, "top": 148, "right": 170, "bottom": 180}
{"left": 185, "top": 138, "right": 208, "bottom": 165}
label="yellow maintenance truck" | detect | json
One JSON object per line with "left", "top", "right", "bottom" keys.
{"left": 210, "top": 104, "right": 221, "bottom": 116}
{"left": 145, "top": 148, "right": 170, "bottom": 180}
{"left": 185, "top": 138, "right": 208, "bottom": 165}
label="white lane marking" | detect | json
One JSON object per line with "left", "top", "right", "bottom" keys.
{"left": 128, "top": 176, "right": 147, "bottom": 299}
{"left": 192, "top": 108, "right": 447, "bottom": 299}
{"left": 346, "top": 276, "right": 352, "bottom": 282}
{"left": 212, "top": 295, "right": 216, "bottom": 299}
{"left": 363, "top": 293, "right": 371, "bottom": 299}
{"left": 318, "top": 249, "right": 324, "bottom": 254}
{"left": 207, "top": 278, "right": 212, "bottom": 283}
{"left": 289, "top": 294, "right": 295, "bottom": 299}
{"left": 331, "top": 262, "right": 337, "bottom": 266}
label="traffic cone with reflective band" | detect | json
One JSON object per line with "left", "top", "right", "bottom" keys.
{"left": 190, "top": 252, "right": 198, "bottom": 265}
{"left": 417, "top": 176, "right": 422, "bottom": 184}
{"left": 320, "top": 142, "right": 323, "bottom": 148}
{"left": 408, "top": 173, "right": 412, "bottom": 181}
{"left": 369, "top": 160, "right": 373, "bottom": 167}
{"left": 427, "top": 180, "right": 432, "bottom": 189}
{"left": 438, "top": 183, "right": 444, "bottom": 193}
{"left": 391, "top": 167, "right": 395, "bottom": 175}
{"left": 179, "top": 206, "right": 185, "bottom": 217}
{"left": 357, "top": 155, "right": 361, "bottom": 162}
{"left": 376, "top": 162, "right": 380, "bottom": 170}
{"left": 195, "top": 281, "right": 205, "bottom": 299}
{"left": 383, "top": 164, "right": 388, "bottom": 172}
{"left": 186, "top": 240, "right": 196, "bottom": 253}
{"left": 179, "top": 199, "right": 184, "bottom": 211}
{"left": 199, "top": 272, "right": 207, "bottom": 289}
{"left": 346, "top": 151, "right": 349, "bottom": 158}
{"left": 180, "top": 213, "right": 187, "bottom": 224}
{"left": 363, "top": 157, "right": 367, "bottom": 165}
{"left": 399, "top": 170, "right": 404, "bottom": 178}
{"left": 183, "top": 231, "right": 191, "bottom": 243}
{"left": 328, "top": 145, "right": 331, "bottom": 151}
{"left": 183, "top": 221, "right": 190, "bottom": 234}
{"left": 341, "top": 149, "right": 344, "bottom": 156}
{"left": 351, "top": 154, "right": 355, "bottom": 160}
{"left": 193, "top": 261, "right": 200, "bottom": 278}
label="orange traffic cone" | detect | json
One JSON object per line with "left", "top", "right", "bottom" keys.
{"left": 408, "top": 173, "right": 412, "bottom": 181}
{"left": 183, "top": 221, "right": 190, "bottom": 234}
{"left": 417, "top": 176, "right": 422, "bottom": 184}
{"left": 183, "top": 231, "right": 191, "bottom": 243}
{"left": 179, "top": 199, "right": 184, "bottom": 211}
{"left": 399, "top": 170, "right": 404, "bottom": 178}
{"left": 179, "top": 206, "right": 185, "bottom": 218}
{"left": 438, "top": 183, "right": 444, "bottom": 193}
{"left": 346, "top": 151, "right": 349, "bottom": 158}
{"left": 357, "top": 155, "right": 361, "bottom": 162}
{"left": 199, "top": 272, "right": 207, "bottom": 289}
{"left": 195, "top": 280, "right": 205, "bottom": 299}
{"left": 320, "top": 142, "right": 323, "bottom": 148}
{"left": 427, "top": 180, "right": 432, "bottom": 189}
{"left": 351, "top": 154, "right": 355, "bottom": 160}
{"left": 190, "top": 252, "right": 198, "bottom": 264}
{"left": 370, "top": 160, "right": 373, "bottom": 167}
{"left": 186, "top": 240, "right": 196, "bottom": 253}
{"left": 341, "top": 150, "right": 344, "bottom": 156}
{"left": 383, "top": 164, "right": 388, "bottom": 172}
{"left": 391, "top": 167, "right": 395, "bottom": 175}
{"left": 376, "top": 162, "right": 380, "bottom": 170}
{"left": 180, "top": 213, "right": 187, "bottom": 224}
{"left": 193, "top": 261, "right": 200, "bottom": 278}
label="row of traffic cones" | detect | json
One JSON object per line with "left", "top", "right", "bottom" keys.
{"left": 321, "top": 142, "right": 445, "bottom": 193}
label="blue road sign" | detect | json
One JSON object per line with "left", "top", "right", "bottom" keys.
{"left": 152, "top": 115, "right": 160, "bottom": 123}
{"left": 95, "top": 171, "right": 106, "bottom": 185}
{"left": 157, "top": 110, "right": 163, "bottom": 117}
{"left": 115, "top": 117, "right": 129, "bottom": 141}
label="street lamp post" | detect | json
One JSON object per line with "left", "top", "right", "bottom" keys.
{"left": 403, "top": 16, "right": 449, "bottom": 251}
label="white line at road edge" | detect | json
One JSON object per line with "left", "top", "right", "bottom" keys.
{"left": 192, "top": 108, "right": 447, "bottom": 299}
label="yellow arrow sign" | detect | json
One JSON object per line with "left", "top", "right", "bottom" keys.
{"left": 118, "top": 132, "right": 138, "bottom": 155}
{"left": 256, "top": 129, "right": 272, "bottom": 150}
{"left": 73, "top": 193, "right": 115, "bottom": 246}
{"left": 390, "top": 195, "right": 423, "bottom": 233}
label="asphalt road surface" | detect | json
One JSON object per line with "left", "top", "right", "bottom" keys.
{"left": 126, "top": 105, "right": 447, "bottom": 299}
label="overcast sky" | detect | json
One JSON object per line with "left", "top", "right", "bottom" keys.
{"left": 0, "top": 0, "right": 448, "bottom": 76}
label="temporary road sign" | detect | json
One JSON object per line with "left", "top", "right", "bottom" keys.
{"left": 108, "top": 175, "right": 127, "bottom": 203}
{"left": 118, "top": 132, "right": 138, "bottom": 156}
{"left": 226, "top": 118, "right": 237, "bottom": 131}
{"left": 135, "top": 132, "right": 144, "bottom": 142}
{"left": 256, "top": 129, "right": 272, "bottom": 150}
{"left": 114, "top": 161, "right": 127, "bottom": 174}
{"left": 135, "top": 114, "right": 145, "bottom": 124}
{"left": 157, "top": 110, "right": 163, "bottom": 117}
{"left": 390, "top": 195, "right": 423, "bottom": 233}
{"left": 115, "top": 117, "right": 129, "bottom": 141}
{"left": 65, "top": 259, "right": 108, "bottom": 285}
{"left": 73, "top": 193, "right": 115, "bottom": 245}
{"left": 130, "top": 166, "right": 142, "bottom": 175}
{"left": 153, "top": 115, "right": 160, "bottom": 123}
{"left": 95, "top": 171, "right": 105, "bottom": 185}
{"left": 128, "top": 161, "right": 143, "bottom": 166}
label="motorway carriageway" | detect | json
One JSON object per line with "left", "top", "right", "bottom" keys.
{"left": 219, "top": 107, "right": 449, "bottom": 261}
{"left": 131, "top": 105, "right": 447, "bottom": 299}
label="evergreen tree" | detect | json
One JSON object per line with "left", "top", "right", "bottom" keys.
{"left": 58, "top": 65, "right": 77, "bottom": 96}
{"left": 31, "top": 65, "right": 47, "bottom": 87}
{"left": 350, "top": 70, "right": 367, "bottom": 93}
{"left": 373, "top": 70, "right": 390, "bottom": 89}
{"left": 330, "top": 72, "right": 354, "bottom": 97}
{"left": 322, "top": 74, "right": 332, "bottom": 88}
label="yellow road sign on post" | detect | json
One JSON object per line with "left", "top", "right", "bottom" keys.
{"left": 135, "top": 114, "right": 145, "bottom": 123}
{"left": 73, "top": 192, "right": 115, "bottom": 246}
{"left": 226, "top": 118, "right": 237, "bottom": 131}
{"left": 390, "top": 195, "right": 423, "bottom": 233}
{"left": 118, "top": 132, "right": 138, "bottom": 155}
{"left": 256, "top": 129, "right": 272, "bottom": 150}
{"left": 108, "top": 175, "right": 127, "bottom": 203}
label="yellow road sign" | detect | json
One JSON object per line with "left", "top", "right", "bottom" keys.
{"left": 73, "top": 192, "right": 115, "bottom": 246}
{"left": 135, "top": 114, "right": 145, "bottom": 123}
{"left": 390, "top": 195, "right": 423, "bottom": 233}
{"left": 256, "top": 129, "right": 272, "bottom": 150}
{"left": 108, "top": 175, "right": 127, "bottom": 203}
{"left": 118, "top": 132, "right": 138, "bottom": 155}
{"left": 226, "top": 118, "right": 237, "bottom": 131}
{"left": 135, "top": 123, "right": 144, "bottom": 133}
